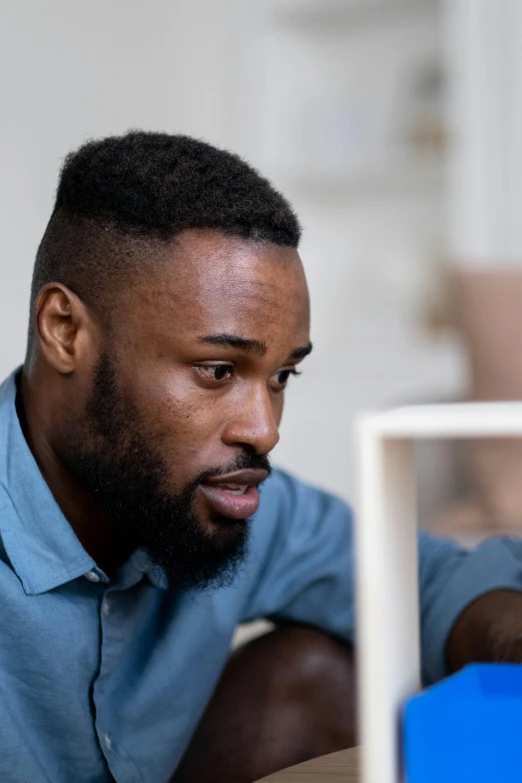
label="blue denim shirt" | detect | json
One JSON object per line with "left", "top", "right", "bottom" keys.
{"left": 1, "top": 370, "right": 522, "bottom": 782}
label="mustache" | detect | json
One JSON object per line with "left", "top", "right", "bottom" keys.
{"left": 194, "top": 453, "right": 272, "bottom": 486}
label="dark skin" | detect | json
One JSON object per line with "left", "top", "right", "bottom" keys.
{"left": 447, "top": 589, "right": 522, "bottom": 671}
{"left": 19, "top": 228, "right": 522, "bottom": 781}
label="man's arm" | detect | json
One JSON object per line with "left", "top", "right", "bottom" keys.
{"left": 419, "top": 536, "right": 522, "bottom": 682}
{"left": 447, "top": 589, "right": 522, "bottom": 671}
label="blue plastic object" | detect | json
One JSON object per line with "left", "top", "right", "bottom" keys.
{"left": 403, "top": 664, "right": 522, "bottom": 782}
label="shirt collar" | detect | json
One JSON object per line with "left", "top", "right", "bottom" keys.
{"left": 0, "top": 370, "right": 167, "bottom": 594}
{"left": 121, "top": 548, "right": 169, "bottom": 590}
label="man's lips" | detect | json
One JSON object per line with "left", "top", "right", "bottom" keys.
{"left": 197, "top": 469, "right": 269, "bottom": 521}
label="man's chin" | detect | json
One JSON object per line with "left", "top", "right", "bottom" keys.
{"left": 145, "top": 513, "right": 251, "bottom": 592}
{"left": 200, "top": 513, "right": 250, "bottom": 536}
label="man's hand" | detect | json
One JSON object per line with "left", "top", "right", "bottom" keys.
{"left": 447, "top": 590, "right": 522, "bottom": 673}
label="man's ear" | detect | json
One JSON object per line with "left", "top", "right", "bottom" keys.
{"left": 34, "top": 283, "right": 94, "bottom": 374}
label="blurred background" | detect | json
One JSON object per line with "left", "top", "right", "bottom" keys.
{"left": 1, "top": 0, "right": 522, "bottom": 539}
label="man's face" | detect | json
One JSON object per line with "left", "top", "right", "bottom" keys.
{"left": 61, "top": 230, "right": 311, "bottom": 589}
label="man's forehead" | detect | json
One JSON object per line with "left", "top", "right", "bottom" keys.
{"left": 172, "top": 228, "right": 300, "bottom": 263}
{"left": 141, "top": 232, "right": 309, "bottom": 316}
{"left": 119, "top": 231, "right": 310, "bottom": 352}
{"left": 165, "top": 230, "right": 305, "bottom": 285}
{"left": 184, "top": 282, "right": 310, "bottom": 345}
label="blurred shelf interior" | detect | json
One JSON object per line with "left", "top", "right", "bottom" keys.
{"left": 284, "top": 161, "right": 443, "bottom": 200}
{"left": 277, "top": 0, "right": 439, "bottom": 31}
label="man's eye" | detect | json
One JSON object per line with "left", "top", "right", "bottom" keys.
{"left": 271, "top": 368, "right": 302, "bottom": 391}
{"left": 197, "top": 365, "right": 234, "bottom": 383}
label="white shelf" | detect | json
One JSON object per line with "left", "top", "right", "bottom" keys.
{"left": 359, "top": 401, "right": 522, "bottom": 438}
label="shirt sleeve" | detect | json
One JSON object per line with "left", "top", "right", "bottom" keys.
{"left": 241, "top": 469, "right": 356, "bottom": 643}
{"left": 419, "top": 535, "right": 522, "bottom": 683}
{"left": 241, "top": 469, "right": 522, "bottom": 684}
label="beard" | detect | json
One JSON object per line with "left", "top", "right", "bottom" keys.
{"left": 62, "top": 352, "right": 271, "bottom": 591}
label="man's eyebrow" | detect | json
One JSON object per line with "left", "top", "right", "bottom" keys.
{"left": 197, "top": 333, "right": 267, "bottom": 357}
{"left": 290, "top": 342, "right": 313, "bottom": 360}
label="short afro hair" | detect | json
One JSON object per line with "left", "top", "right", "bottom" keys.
{"left": 29, "top": 130, "right": 301, "bottom": 335}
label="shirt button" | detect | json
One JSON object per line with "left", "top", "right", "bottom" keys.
{"left": 85, "top": 571, "right": 101, "bottom": 583}
{"left": 102, "top": 599, "right": 110, "bottom": 617}
{"left": 104, "top": 733, "right": 113, "bottom": 751}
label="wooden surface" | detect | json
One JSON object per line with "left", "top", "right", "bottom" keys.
{"left": 255, "top": 747, "right": 359, "bottom": 782}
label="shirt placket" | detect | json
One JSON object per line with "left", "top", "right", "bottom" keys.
{"left": 90, "top": 570, "right": 145, "bottom": 783}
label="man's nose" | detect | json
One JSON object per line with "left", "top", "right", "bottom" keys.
{"left": 221, "top": 386, "right": 280, "bottom": 455}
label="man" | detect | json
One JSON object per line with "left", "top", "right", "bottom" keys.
{"left": 1, "top": 131, "right": 522, "bottom": 783}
